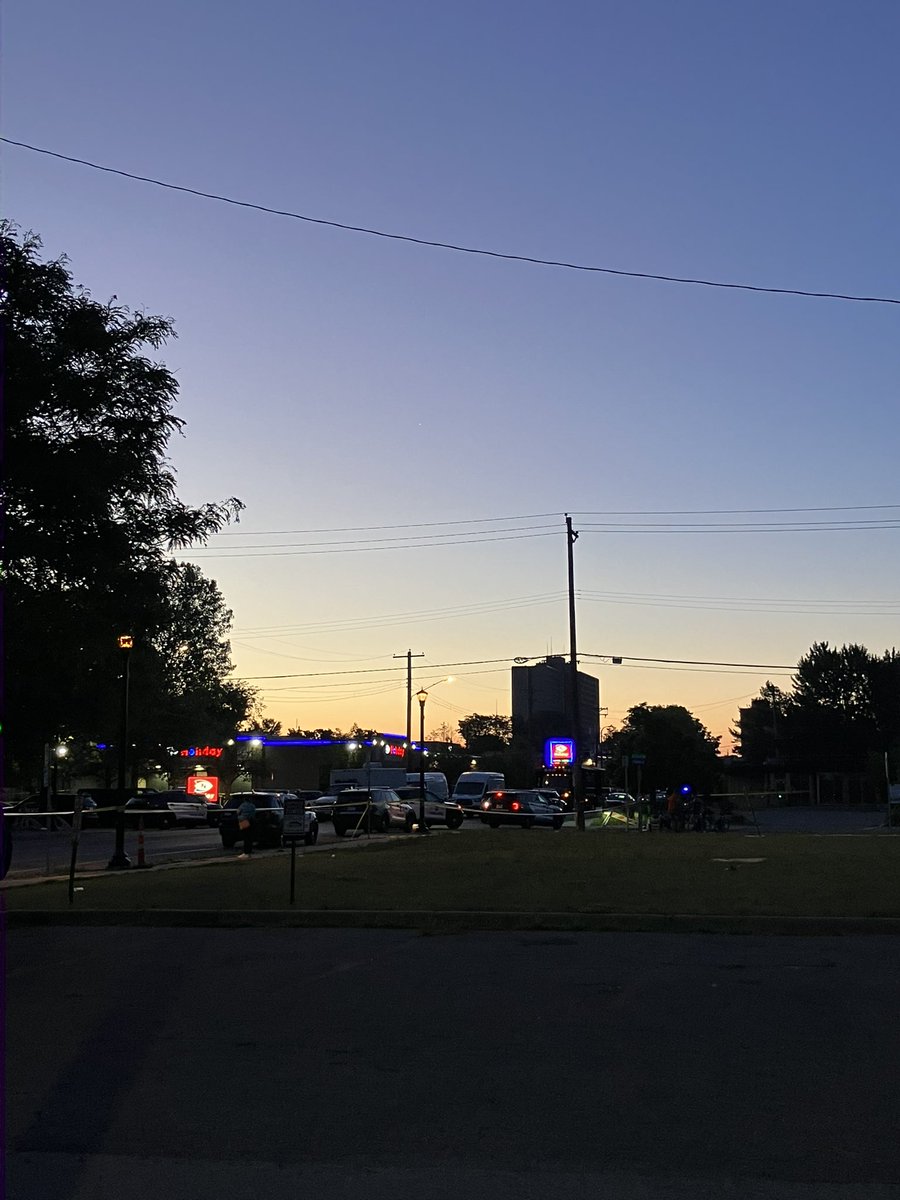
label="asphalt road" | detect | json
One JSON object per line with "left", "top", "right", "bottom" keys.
{"left": 2, "top": 811, "right": 527, "bottom": 878}
{"left": 4, "top": 805, "right": 888, "bottom": 880}
{"left": 7, "top": 927, "right": 900, "bottom": 1199}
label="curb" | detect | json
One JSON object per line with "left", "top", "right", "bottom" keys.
{"left": 6, "top": 909, "right": 900, "bottom": 935}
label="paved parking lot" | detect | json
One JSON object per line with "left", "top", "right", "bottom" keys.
{"left": 751, "top": 806, "right": 890, "bottom": 834}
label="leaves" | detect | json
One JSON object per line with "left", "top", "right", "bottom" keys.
{"left": 603, "top": 704, "right": 721, "bottom": 794}
{"left": 458, "top": 714, "right": 513, "bottom": 751}
{"left": 1, "top": 222, "right": 253, "bottom": 782}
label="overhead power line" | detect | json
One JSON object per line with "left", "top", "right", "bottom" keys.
{"left": 580, "top": 521, "right": 900, "bottom": 534}
{"left": 237, "top": 649, "right": 798, "bottom": 682}
{"left": 583, "top": 652, "right": 794, "bottom": 670}
{"left": 216, "top": 512, "right": 563, "bottom": 536}
{"left": 573, "top": 504, "right": 900, "bottom": 516}
{"left": 210, "top": 504, "right": 900, "bottom": 540}
{"left": 184, "top": 529, "right": 558, "bottom": 559}
{"left": 5, "top": 136, "right": 898, "bottom": 307}
{"left": 201, "top": 521, "right": 559, "bottom": 553}
{"left": 235, "top": 655, "right": 535, "bottom": 681}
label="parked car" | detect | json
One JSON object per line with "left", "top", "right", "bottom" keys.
{"left": 332, "top": 788, "right": 413, "bottom": 837}
{"left": 393, "top": 785, "right": 465, "bottom": 830}
{"left": 405, "top": 771, "right": 450, "bottom": 801}
{"left": 480, "top": 789, "right": 566, "bottom": 830}
{"left": 535, "top": 788, "right": 567, "bottom": 811}
{"left": 219, "top": 792, "right": 318, "bottom": 850}
{"left": 205, "top": 799, "right": 224, "bottom": 827}
{"left": 19, "top": 793, "right": 100, "bottom": 828}
{"left": 77, "top": 788, "right": 158, "bottom": 827}
{"left": 602, "top": 791, "right": 637, "bottom": 809}
{"left": 124, "top": 790, "right": 207, "bottom": 829}
{"left": 292, "top": 790, "right": 333, "bottom": 821}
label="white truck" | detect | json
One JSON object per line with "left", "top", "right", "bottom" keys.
{"left": 328, "top": 766, "right": 409, "bottom": 793}
{"left": 451, "top": 771, "right": 506, "bottom": 815}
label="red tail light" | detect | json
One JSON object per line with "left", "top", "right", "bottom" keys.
{"left": 510, "top": 801, "right": 520, "bottom": 811}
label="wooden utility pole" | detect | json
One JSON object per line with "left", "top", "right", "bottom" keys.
{"left": 394, "top": 650, "right": 424, "bottom": 769}
{"left": 566, "top": 515, "right": 585, "bottom": 831}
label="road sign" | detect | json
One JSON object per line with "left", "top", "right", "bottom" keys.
{"left": 631, "top": 754, "right": 646, "bottom": 767}
{"left": 282, "top": 796, "right": 307, "bottom": 839}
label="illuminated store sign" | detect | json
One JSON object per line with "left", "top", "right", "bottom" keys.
{"left": 544, "top": 738, "right": 575, "bottom": 770}
{"left": 187, "top": 776, "right": 219, "bottom": 803}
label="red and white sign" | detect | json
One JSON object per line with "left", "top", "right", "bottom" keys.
{"left": 179, "top": 745, "right": 223, "bottom": 758}
{"left": 187, "top": 776, "right": 219, "bottom": 804}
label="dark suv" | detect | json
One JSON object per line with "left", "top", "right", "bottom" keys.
{"left": 220, "top": 792, "right": 287, "bottom": 850}
{"left": 219, "top": 792, "right": 319, "bottom": 850}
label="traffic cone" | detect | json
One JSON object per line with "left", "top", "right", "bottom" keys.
{"left": 136, "top": 817, "right": 149, "bottom": 868}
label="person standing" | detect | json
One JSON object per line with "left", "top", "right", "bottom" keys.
{"left": 237, "top": 795, "right": 257, "bottom": 860}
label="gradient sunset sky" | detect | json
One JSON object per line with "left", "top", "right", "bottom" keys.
{"left": 5, "top": 0, "right": 898, "bottom": 748}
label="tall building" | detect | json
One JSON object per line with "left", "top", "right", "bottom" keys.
{"left": 511, "top": 656, "right": 600, "bottom": 761}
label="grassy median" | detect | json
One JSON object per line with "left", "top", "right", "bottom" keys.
{"left": 4, "top": 829, "right": 899, "bottom": 930}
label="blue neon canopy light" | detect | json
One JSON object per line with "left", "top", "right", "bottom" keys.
{"left": 233, "top": 733, "right": 407, "bottom": 747}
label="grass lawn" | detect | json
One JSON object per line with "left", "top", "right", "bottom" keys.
{"left": 4, "top": 829, "right": 899, "bottom": 928}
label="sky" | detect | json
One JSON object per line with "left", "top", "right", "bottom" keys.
{"left": 4, "top": 0, "right": 899, "bottom": 750}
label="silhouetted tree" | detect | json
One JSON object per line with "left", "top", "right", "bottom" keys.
{"left": 733, "top": 644, "right": 900, "bottom": 783}
{"left": 458, "top": 714, "right": 513, "bottom": 751}
{"left": 603, "top": 703, "right": 721, "bottom": 794}
{"left": 787, "top": 643, "right": 899, "bottom": 773}
{"left": 2, "top": 223, "right": 252, "bottom": 783}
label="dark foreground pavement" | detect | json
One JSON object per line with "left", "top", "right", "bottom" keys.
{"left": 7, "top": 928, "right": 900, "bottom": 1199}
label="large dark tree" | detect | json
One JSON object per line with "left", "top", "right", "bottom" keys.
{"left": 1, "top": 223, "right": 253, "bottom": 783}
{"left": 603, "top": 703, "right": 721, "bottom": 795}
{"left": 783, "top": 643, "right": 898, "bottom": 772}
{"left": 457, "top": 713, "right": 513, "bottom": 752}
{"left": 734, "top": 644, "right": 900, "bottom": 789}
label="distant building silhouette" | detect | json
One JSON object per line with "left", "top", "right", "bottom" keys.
{"left": 511, "top": 656, "right": 600, "bottom": 761}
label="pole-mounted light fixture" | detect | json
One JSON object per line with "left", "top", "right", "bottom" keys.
{"left": 108, "top": 633, "right": 134, "bottom": 869}
{"left": 416, "top": 690, "right": 429, "bottom": 833}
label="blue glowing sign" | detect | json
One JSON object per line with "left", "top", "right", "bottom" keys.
{"left": 544, "top": 738, "right": 575, "bottom": 770}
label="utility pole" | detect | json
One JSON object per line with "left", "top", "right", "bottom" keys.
{"left": 394, "top": 650, "right": 424, "bottom": 769}
{"left": 566, "top": 515, "right": 585, "bottom": 831}
{"left": 107, "top": 633, "right": 134, "bottom": 869}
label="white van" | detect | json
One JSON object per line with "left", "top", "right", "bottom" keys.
{"left": 405, "top": 771, "right": 449, "bottom": 802}
{"left": 451, "top": 771, "right": 505, "bottom": 814}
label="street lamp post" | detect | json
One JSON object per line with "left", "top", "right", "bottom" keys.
{"left": 416, "top": 689, "right": 428, "bottom": 833}
{"left": 107, "top": 634, "right": 133, "bottom": 870}
{"left": 51, "top": 743, "right": 68, "bottom": 795}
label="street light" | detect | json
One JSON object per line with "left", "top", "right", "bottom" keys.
{"left": 416, "top": 689, "right": 429, "bottom": 833}
{"left": 107, "top": 633, "right": 133, "bottom": 870}
{"left": 51, "top": 743, "right": 68, "bottom": 796}
{"left": 412, "top": 678, "right": 452, "bottom": 832}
